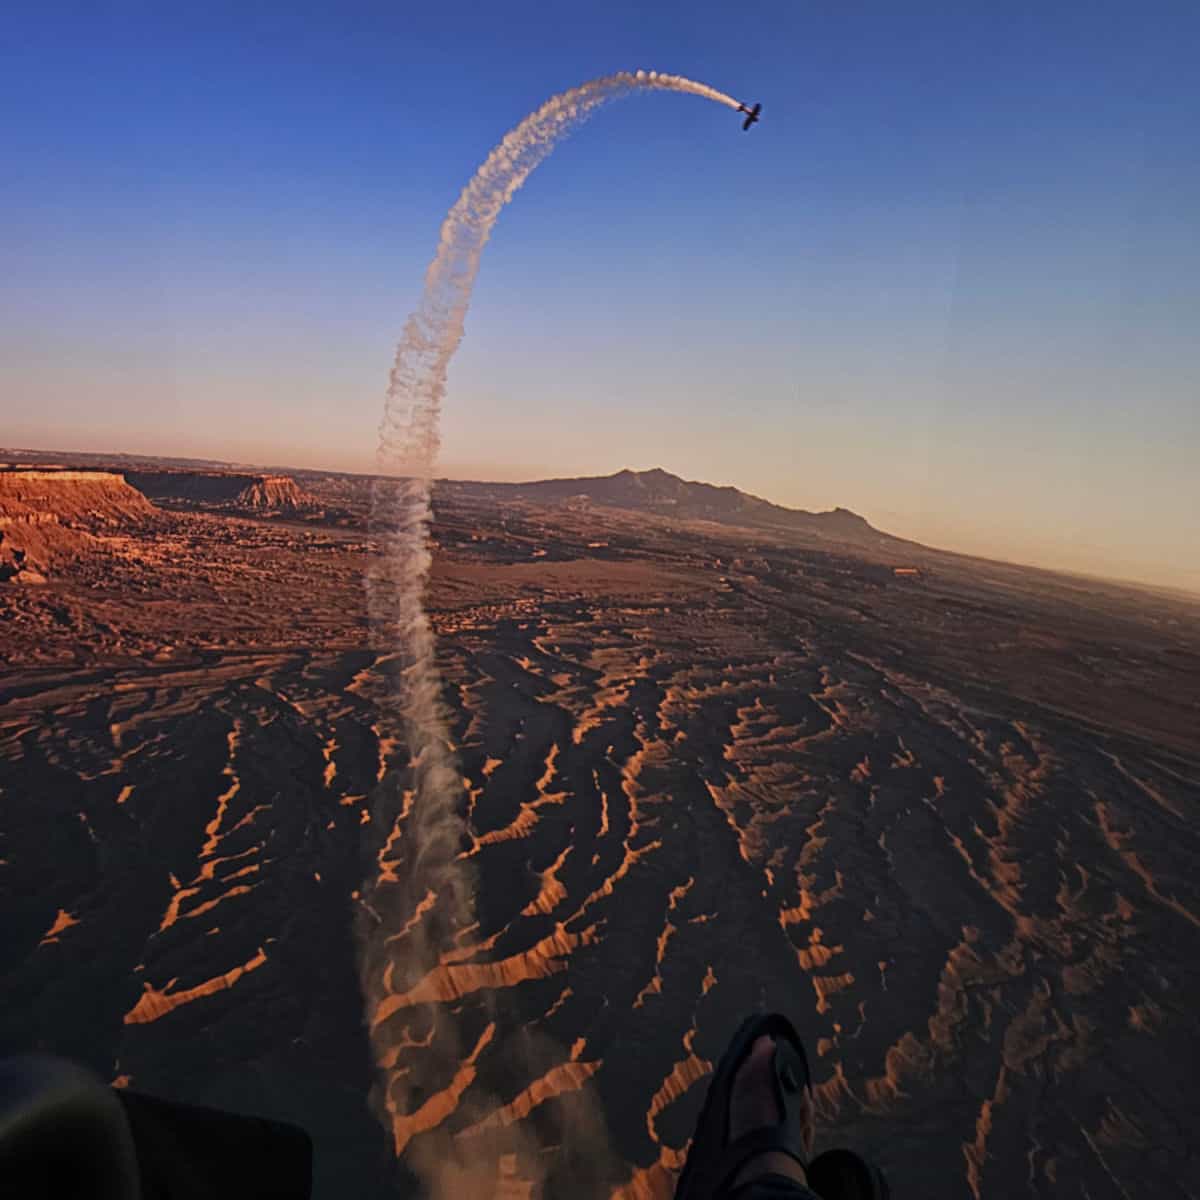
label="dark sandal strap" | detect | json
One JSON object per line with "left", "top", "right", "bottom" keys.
{"left": 720, "top": 1123, "right": 806, "bottom": 1171}
{"left": 807, "top": 1148, "right": 890, "bottom": 1200}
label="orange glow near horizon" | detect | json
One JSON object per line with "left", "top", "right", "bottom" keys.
{"left": 2, "top": 431, "right": 1195, "bottom": 595}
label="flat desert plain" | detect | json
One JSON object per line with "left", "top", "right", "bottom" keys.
{"left": 2, "top": 461, "right": 1198, "bottom": 1199}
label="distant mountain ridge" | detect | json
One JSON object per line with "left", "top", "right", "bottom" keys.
{"left": 439, "top": 467, "right": 890, "bottom": 544}
{"left": 4, "top": 449, "right": 895, "bottom": 547}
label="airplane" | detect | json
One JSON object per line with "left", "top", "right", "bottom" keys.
{"left": 738, "top": 102, "right": 761, "bottom": 131}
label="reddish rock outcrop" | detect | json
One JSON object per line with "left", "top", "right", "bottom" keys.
{"left": 0, "top": 469, "right": 160, "bottom": 581}
{"left": 126, "top": 470, "right": 321, "bottom": 514}
{"left": 234, "top": 475, "right": 321, "bottom": 511}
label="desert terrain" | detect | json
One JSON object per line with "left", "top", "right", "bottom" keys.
{"left": 2, "top": 453, "right": 1198, "bottom": 1199}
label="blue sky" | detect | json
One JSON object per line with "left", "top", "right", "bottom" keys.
{"left": 3, "top": 1, "right": 1198, "bottom": 588}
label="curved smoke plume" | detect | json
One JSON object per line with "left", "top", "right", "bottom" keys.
{"left": 362, "top": 70, "right": 741, "bottom": 1192}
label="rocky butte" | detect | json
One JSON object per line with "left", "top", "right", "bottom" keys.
{"left": 0, "top": 468, "right": 160, "bottom": 583}
{"left": 125, "top": 471, "right": 322, "bottom": 515}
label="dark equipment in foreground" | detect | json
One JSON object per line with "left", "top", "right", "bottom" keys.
{"left": 1, "top": 1055, "right": 312, "bottom": 1199}
{"left": 3, "top": 1013, "right": 887, "bottom": 1200}
{"left": 738, "top": 102, "right": 762, "bottom": 130}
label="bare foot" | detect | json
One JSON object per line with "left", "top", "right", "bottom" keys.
{"left": 728, "top": 1035, "right": 815, "bottom": 1189}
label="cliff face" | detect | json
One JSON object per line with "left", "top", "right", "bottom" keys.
{"left": 0, "top": 470, "right": 159, "bottom": 525}
{"left": 126, "top": 471, "right": 321, "bottom": 514}
{"left": 0, "top": 470, "right": 160, "bottom": 582}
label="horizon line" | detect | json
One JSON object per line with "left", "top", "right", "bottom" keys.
{"left": 4, "top": 442, "right": 1197, "bottom": 603}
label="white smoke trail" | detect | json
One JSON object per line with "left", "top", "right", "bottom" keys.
{"left": 362, "top": 70, "right": 742, "bottom": 1191}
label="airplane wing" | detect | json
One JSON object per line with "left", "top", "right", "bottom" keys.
{"left": 742, "top": 115, "right": 754, "bottom": 131}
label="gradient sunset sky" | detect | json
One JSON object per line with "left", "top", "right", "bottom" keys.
{"left": 3, "top": 2, "right": 1197, "bottom": 590}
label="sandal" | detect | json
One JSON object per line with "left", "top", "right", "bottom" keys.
{"left": 675, "top": 1012, "right": 812, "bottom": 1200}
{"left": 808, "top": 1148, "right": 890, "bottom": 1200}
